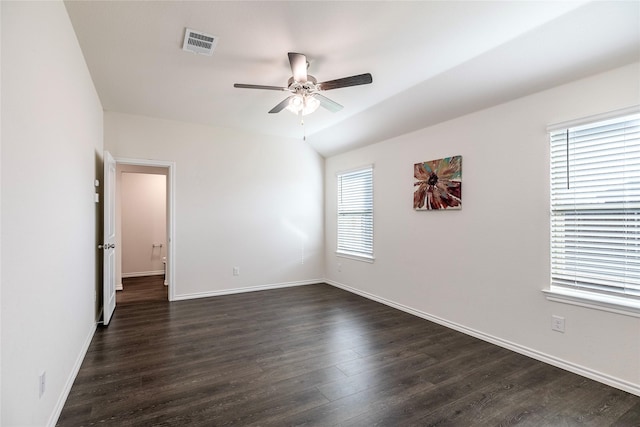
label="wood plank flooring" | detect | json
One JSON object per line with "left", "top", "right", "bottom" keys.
{"left": 116, "top": 275, "right": 168, "bottom": 305}
{"left": 58, "top": 280, "right": 640, "bottom": 426}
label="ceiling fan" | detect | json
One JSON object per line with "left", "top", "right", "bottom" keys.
{"left": 234, "top": 52, "right": 373, "bottom": 116}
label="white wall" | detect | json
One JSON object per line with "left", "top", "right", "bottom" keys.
{"left": 105, "top": 112, "right": 325, "bottom": 299}
{"left": 1, "top": 1, "right": 104, "bottom": 425}
{"left": 325, "top": 63, "right": 640, "bottom": 395}
{"left": 121, "top": 171, "right": 167, "bottom": 277}
{"left": 0, "top": 1, "right": 4, "bottom": 421}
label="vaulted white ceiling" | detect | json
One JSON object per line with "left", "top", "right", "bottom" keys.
{"left": 64, "top": 1, "right": 640, "bottom": 157}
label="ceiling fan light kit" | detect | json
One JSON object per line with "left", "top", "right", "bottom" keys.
{"left": 234, "top": 52, "right": 372, "bottom": 118}
{"left": 286, "top": 94, "right": 320, "bottom": 116}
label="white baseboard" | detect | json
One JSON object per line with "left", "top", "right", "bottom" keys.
{"left": 325, "top": 279, "right": 640, "bottom": 397}
{"left": 48, "top": 322, "right": 96, "bottom": 427}
{"left": 116, "top": 282, "right": 123, "bottom": 291}
{"left": 122, "top": 270, "right": 164, "bottom": 278}
{"left": 172, "top": 279, "right": 323, "bottom": 301}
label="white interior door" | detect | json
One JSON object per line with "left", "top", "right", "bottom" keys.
{"left": 103, "top": 151, "right": 117, "bottom": 325}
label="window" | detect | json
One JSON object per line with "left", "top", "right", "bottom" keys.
{"left": 337, "top": 166, "right": 374, "bottom": 261}
{"left": 549, "top": 110, "right": 640, "bottom": 310}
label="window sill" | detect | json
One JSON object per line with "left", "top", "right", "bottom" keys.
{"left": 336, "top": 251, "right": 375, "bottom": 263}
{"left": 543, "top": 287, "right": 640, "bottom": 318}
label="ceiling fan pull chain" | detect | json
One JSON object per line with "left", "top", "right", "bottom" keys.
{"left": 300, "top": 110, "right": 306, "bottom": 141}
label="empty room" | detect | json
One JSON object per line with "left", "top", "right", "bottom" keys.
{"left": 2, "top": 1, "right": 640, "bottom": 426}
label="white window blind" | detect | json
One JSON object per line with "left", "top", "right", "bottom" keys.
{"left": 337, "top": 166, "right": 373, "bottom": 259}
{"left": 550, "top": 112, "right": 640, "bottom": 299}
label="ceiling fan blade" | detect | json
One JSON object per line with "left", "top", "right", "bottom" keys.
{"left": 288, "top": 52, "right": 308, "bottom": 83}
{"left": 234, "top": 83, "right": 288, "bottom": 91}
{"left": 313, "top": 94, "right": 343, "bottom": 113}
{"left": 268, "top": 96, "right": 294, "bottom": 114}
{"left": 318, "top": 73, "right": 372, "bottom": 91}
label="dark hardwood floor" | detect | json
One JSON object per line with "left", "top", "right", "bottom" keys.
{"left": 58, "top": 281, "right": 640, "bottom": 426}
{"left": 116, "top": 275, "right": 168, "bottom": 305}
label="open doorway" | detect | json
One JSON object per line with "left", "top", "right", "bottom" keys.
{"left": 114, "top": 159, "right": 175, "bottom": 304}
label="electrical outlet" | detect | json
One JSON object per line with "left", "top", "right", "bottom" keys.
{"left": 552, "top": 315, "right": 565, "bottom": 333}
{"left": 39, "top": 371, "right": 46, "bottom": 398}
{"left": 233, "top": 267, "right": 239, "bottom": 276}
{"left": 337, "top": 263, "right": 342, "bottom": 272}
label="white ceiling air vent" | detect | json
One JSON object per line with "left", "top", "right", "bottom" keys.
{"left": 182, "top": 28, "right": 218, "bottom": 56}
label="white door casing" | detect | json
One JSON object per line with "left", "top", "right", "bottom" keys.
{"left": 103, "top": 151, "right": 117, "bottom": 325}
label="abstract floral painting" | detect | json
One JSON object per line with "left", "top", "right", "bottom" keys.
{"left": 414, "top": 155, "right": 462, "bottom": 210}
